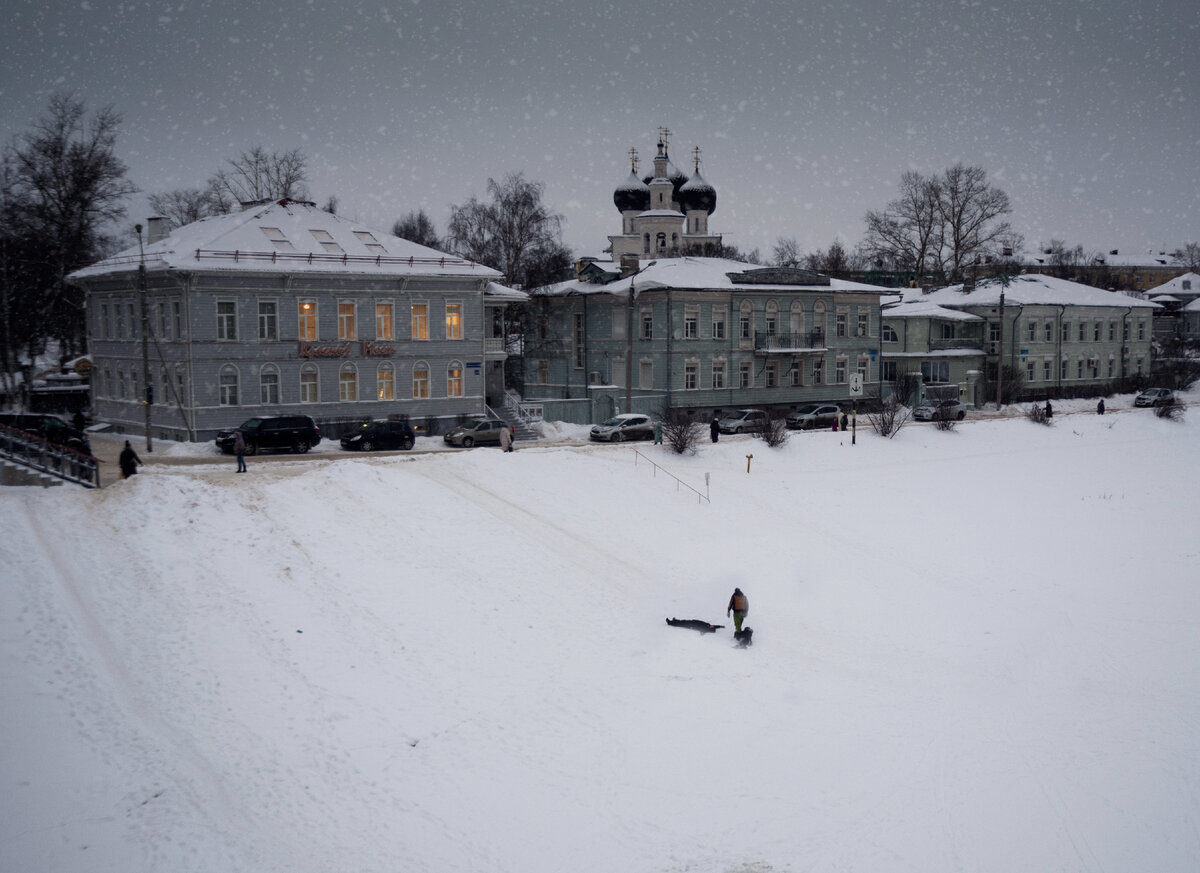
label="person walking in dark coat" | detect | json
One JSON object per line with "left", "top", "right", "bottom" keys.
{"left": 119, "top": 441, "right": 142, "bottom": 479}
{"left": 1097, "top": 398, "right": 1105, "bottom": 415}
{"left": 233, "top": 431, "right": 248, "bottom": 472}
{"left": 1045, "top": 400, "right": 1053, "bottom": 419}
{"left": 710, "top": 416, "right": 720, "bottom": 443}
{"left": 727, "top": 587, "right": 749, "bottom": 632}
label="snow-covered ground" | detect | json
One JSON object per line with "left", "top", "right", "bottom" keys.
{"left": 2, "top": 400, "right": 1197, "bottom": 873}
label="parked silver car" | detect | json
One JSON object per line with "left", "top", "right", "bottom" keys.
{"left": 589, "top": 413, "right": 655, "bottom": 442}
{"left": 913, "top": 399, "right": 966, "bottom": 421}
{"left": 443, "top": 418, "right": 507, "bottom": 448}
{"left": 1134, "top": 388, "right": 1174, "bottom": 407}
{"left": 785, "top": 403, "right": 841, "bottom": 430}
{"left": 718, "top": 408, "right": 768, "bottom": 434}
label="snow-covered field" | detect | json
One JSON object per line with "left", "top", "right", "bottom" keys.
{"left": 2, "top": 403, "right": 1197, "bottom": 873}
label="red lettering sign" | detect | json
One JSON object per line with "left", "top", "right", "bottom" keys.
{"left": 298, "top": 342, "right": 352, "bottom": 360}
{"left": 362, "top": 341, "right": 396, "bottom": 356}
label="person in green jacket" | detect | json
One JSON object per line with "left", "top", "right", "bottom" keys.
{"left": 727, "top": 587, "right": 749, "bottom": 632}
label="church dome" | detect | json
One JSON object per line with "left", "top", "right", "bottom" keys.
{"left": 679, "top": 169, "right": 717, "bottom": 215}
{"left": 614, "top": 171, "right": 650, "bottom": 213}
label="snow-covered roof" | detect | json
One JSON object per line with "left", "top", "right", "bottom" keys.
{"left": 901, "top": 274, "right": 1160, "bottom": 310}
{"left": 883, "top": 299, "right": 983, "bottom": 321}
{"left": 1020, "top": 249, "right": 1183, "bottom": 269}
{"left": 637, "top": 209, "right": 685, "bottom": 218}
{"left": 484, "top": 281, "right": 528, "bottom": 301}
{"left": 1148, "top": 271, "right": 1200, "bottom": 297}
{"left": 1184, "top": 297, "right": 1200, "bottom": 312}
{"left": 535, "top": 257, "right": 890, "bottom": 299}
{"left": 69, "top": 200, "right": 501, "bottom": 281}
{"left": 1149, "top": 294, "right": 1181, "bottom": 303}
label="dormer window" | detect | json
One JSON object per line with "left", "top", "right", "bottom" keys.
{"left": 310, "top": 229, "right": 344, "bottom": 253}
{"left": 1184, "top": 280, "right": 1192, "bottom": 291}
{"left": 353, "top": 231, "right": 387, "bottom": 254}
{"left": 261, "top": 227, "right": 294, "bottom": 251}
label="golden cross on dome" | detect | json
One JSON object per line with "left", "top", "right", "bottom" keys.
{"left": 693, "top": 146, "right": 702, "bottom": 173}
{"left": 657, "top": 126, "right": 671, "bottom": 154}
{"left": 629, "top": 147, "right": 639, "bottom": 174}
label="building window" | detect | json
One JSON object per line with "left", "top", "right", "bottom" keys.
{"left": 812, "top": 358, "right": 824, "bottom": 385}
{"left": 411, "top": 303, "right": 429, "bottom": 340}
{"left": 1078, "top": 322, "right": 1087, "bottom": 342}
{"left": 882, "top": 360, "right": 897, "bottom": 382}
{"left": 1061, "top": 358, "right": 1069, "bottom": 379}
{"left": 1044, "top": 322, "right": 1053, "bottom": 343}
{"left": 219, "top": 367, "right": 239, "bottom": 405}
{"left": 573, "top": 312, "right": 585, "bottom": 369}
{"left": 446, "top": 302, "right": 463, "bottom": 340}
{"left": 127, "top": 301, "right": 137, "bottom": 339}
{"left": 353, "top": 231, "right": 387, "bottom": 253}
{"left": 338, "top": 302, "right": 357, "bottom": 340}
{"left": 1026, "top": 360, "right": 1035, "bottom": 382}
{"left": 377, "top": 363, "right": 395, "bottom": 400}
{"left": 1026, "top": 320, "right": 1036, "bottom": 342}
{"left": 765, "top": 362, "right": 777, "bottom": 388}
{"left": 310, "top": 229, "right": 344, "bottom": 253}
{"left": 882, "top": 324, "right": 898, "bottom": 343}
{"left": 1122, "top": 322, "right": 1129, "bottom": 341}
{"left": 173, "top": 300, "right": 183, "bottom": 339}
{"left": 684, "top": 360, "right": 698, "bottom": 390}
{"left": 1136, "top": 356, "right": 1144, "bottom": 375}
{"left": 1107, "top": 357, "right": 1115, "bottom": 378}
{"left": 175, "top": 366, "right": 186, "bottom": 405}
{"left": 160, "top": 367, "right": 171, "bottom": 405}
{"left": 258, "top": 301, "right": 278, "bottom": 341}
{"left": 300, "top": 366, "right": 318, "bottom": 403}
{"left": 835, "top": 357, "right": 847, "bottom": 384}
{"left": 857, "top": 356, "right": 868, "bottom": 381}
{"left": 640, "top": 308, "right": 653, "bottom": 341}
{"left": 537, "top": 315, "right": 548, "bottom": 341}
{"left": 298, "top": 301, "right": 318, "bottom": 340}
{"left": 739, "top": 301, "right": 752, "bottom": 340}
{"left": 1137, "top": 320, "right": 1145, "bottom": 341}
{"left": 158, "top": 301, "right": 169, "bottom": 339}
{"left": 987, "top": 321, "right": 1000, "bottom": 343}
{"left": 1077, "top": 359, "right": 1084, "bottom": 379}
{"left": 261, "top": 227, "right": 294, "bottom": 250}
{"left": 611, "top": 304, "right": 626, "bottom": 340}
{"left": 813, "top": 302, "right": 827, "bottom": 340}
{"left": 712, "top": 359, "right": 726, "bottom": 389}
{"left": 739, "top": 361, "right": 752, "bottom": 388}
{"left": 412, "top": 362, "right": 430, "bottom": 398}
{"left": 260, "top": 367, "right": 280, "bottom": 404}
{"left": 447, "top": 362, "right": 463, "bottom": 397}
{"left": 339, "top": 364, "right": 357, "bottom": 401}
{"left": 684, "top": 305, "right": 699, "bottom": 339}
{"left": 765, "top": 300, "right": 778, "bottom": 336}
{"left": 101, "top": 302, "right": 111, "bottom": 339}
{"left": 639, "top": 358, "right": 653, "bottom": 390}
{"left": 1062, "top": 321, "right": 1070, "bottom": 342}
{"left": 790, "top": 301, "right": 804, "bottom": 336}
{"left": 858, "top": 312, "right": 869, "bottom": 337}
{"left": 944, "top": 322, "right": 958, "bottom": 341}
{"left": 1043, "top": 359, "right": 1052, "bottom": 381}
{"left": 1093, "top": 321, "right": 1101, "bottom": 342}
{"left": 921, "top": 360, "right": 950, "bottom": 383}
{"left": 643, "top": 233, "right": 650, "bottom": 254}
{"left": 217, "top": 301, "right": 237, "bottom": 340}
{"left": 836, "top": 311, "right": 847, "bottom": 338}
{"left": 1109, "top": 320, "right": 1116, "bottom": 341}
{"left": 538, "top": 360, "right": 549, "bottom": 385}
{"left": 712, "top": 306, "right": 726, "bottom": 340}
{"left": 117, "top": 368, "right": 127, "bottom": 399}
{"left": 376, "top": 303, "right": 394, "bottom": 340}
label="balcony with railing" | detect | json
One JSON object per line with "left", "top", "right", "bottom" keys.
{"left": 754, "top": 330, "right": 826, "bottom": 352}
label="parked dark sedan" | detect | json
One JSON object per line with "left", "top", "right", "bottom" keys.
{"left": 340, "top": 419, "right": 415, "bottom": 451}
{"left": 215, "top": 415, "right": 320, "bottom": 455}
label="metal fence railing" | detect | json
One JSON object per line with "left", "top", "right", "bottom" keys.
{"left": 0, "top": 424, "right": 102, "bottom": 488}
{"left": 631, "top": 447, "right": 710, "bottom": 504}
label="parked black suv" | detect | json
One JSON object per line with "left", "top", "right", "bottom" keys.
{"left": 215, "top": 416, "right": 320, "bottom": 455}
{"left": 340, "top": 419, "right": 415, "bottom": 451}
{"left": 0, "top": 413, "right": 91, "bottom": 453}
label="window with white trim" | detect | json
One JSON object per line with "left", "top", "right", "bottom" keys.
{"left": 684, "top": 305, "right": 699, "bottom": 339}
{"left": 217, "top": 301, "right": 237, "bottom": 340}
{"left": 376, "top": 303, "right": 394, "bottom": 340}
{"left": 377, "top": 363, "right": 395, "bottom": 401}
{"left": 684, "top": 359, "right": 698, "bottom": 390}
{"left": 219, "top": 366, "right": 239, "bottom": 405}
{"left": 712, "top": 305, "right": 727, "bottom": 340}
{"left": 298, "top": 300, "right": 318, "bottom": 340}
{"left": 412, "top": 362, "right": 430, "bottom": 398}
{"left": 411, "top": 303, "right": 429, "bottom": 340}
{"left": 339, "top": 364, "right": 358, "bottom": 401}
{"left": 258, "top": 301, "right": 277, "bottom": 341}
{"left": 447, "top": 362, "right": 463, "bottom": 397}
{"left": 300, "top": 366, "right": 318, "bottom": 403}
{"left": 712, "top": 359, "right": 726, "bottom": 389}
{"left": 260, "top": 366, "right": 280, "bottom": 404}
{"left": 338, "top": 301, "right": 357, "bottom": 340}
{"left": 446, "top": 302, "right": 463, "bottom": 340}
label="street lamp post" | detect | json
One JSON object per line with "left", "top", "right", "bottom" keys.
{"left": 135, "top": 224, "right": 152, "bottom": 452}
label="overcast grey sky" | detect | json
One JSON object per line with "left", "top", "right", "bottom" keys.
{"left": 3, "top": 0, "right": 1197, "bottom": 260}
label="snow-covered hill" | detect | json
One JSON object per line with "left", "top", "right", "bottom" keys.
{"left": 3, "top": 408, "right": 1198, "bottom": 872}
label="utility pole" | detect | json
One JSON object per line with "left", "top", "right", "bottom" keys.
{"left": 136, "top": 224, "right": 152, "bottom": 452}
{"left": 994, "top": 284, "right": 1005, "bottom": 410}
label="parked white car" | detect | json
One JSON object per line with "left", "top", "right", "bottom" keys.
{"left": 913, "top": 399, "right": 966, "bottom": 421}
{"left": 1134, "top": 388, "right": 1175, "bottom": 408}
{"left": 718, "top": 408, "right": 768, "bottom": 434}
{"left": 785, "top": 403, "right": 841, "bottom": 430}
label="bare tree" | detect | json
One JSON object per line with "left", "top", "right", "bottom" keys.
{"left": 447, "top": 172, "right": 572, "bottom": 289}
{"left": 755, "top": 408, "right": 790, "bottom": 448}
{"left": 771, "top": 236, "right": 801, "bottom": 267}
{"left": 209, "top": 146, "right": 309, "bottom": 207}
{"left": 148, "top": 187, "right": 222, "bottom": 228}
{"left": 660, "top": 407, "right": 704, "bottom": 454}
{"left": 863, "top": 165, "right": 1019, "bottom": 285}
{"left": 392, "top": 209, "right": 443, "bottom": 250}
{"left": 7, "top": 94, "right": 136, "bottom": 361}
{"left": 866, "top": 394, "right": 912, "bottom": 438}
{"left": 1172, "top": 242, "right": 1200, "bottom": 271}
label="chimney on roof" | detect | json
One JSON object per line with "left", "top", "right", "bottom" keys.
{"left": 1109, "top": 249, "right": 1118, "bottom": 256}
{"left": 146, "top": 216, "right": 170, "bottom": 244}
{"left": 620, "top": 253, "right": 640, "bottom": 277}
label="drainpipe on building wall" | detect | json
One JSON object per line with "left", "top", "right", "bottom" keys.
{"left": 625, "top": 285, "right": 634, "bottom": 414}
{"left": 1009, "top": 304, "right": 1023, "bottom": 399}
{"left": 665, "top": 287, "right": 673, "bottom": 412}
{"left": 1121, "top": 306, "right": 1132, "bottom": 378}
{"left": 1055, "top": 305, "right": 1066, "bottom": 394}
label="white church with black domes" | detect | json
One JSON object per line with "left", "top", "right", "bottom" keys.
{"left": 608, "top": 128, "right": 721, "bottom": 259}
